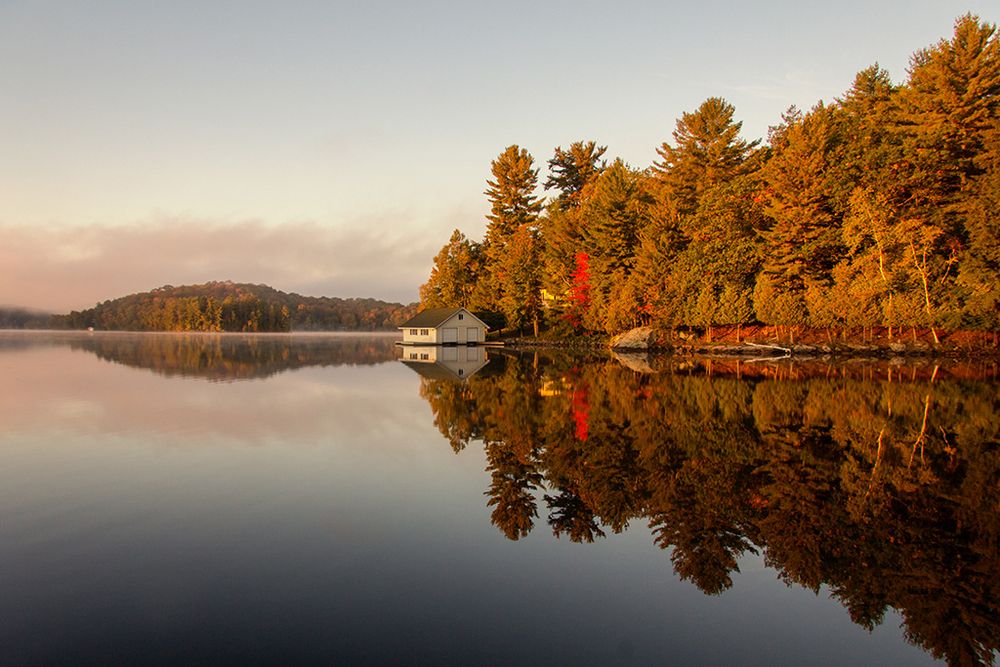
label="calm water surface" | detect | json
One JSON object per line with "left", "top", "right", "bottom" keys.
{"left": 1, "top": 332, "right": 997, "bottom": 665}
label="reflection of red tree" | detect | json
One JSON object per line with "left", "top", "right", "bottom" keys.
{"left": 571, "top": 383, "right": 590, "bottom": 442}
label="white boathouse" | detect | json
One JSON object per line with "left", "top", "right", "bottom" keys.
{"left": 398, "top": 307, "right": 487, "bottom": 345}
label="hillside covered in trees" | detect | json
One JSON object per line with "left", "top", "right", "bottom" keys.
{"left": 420, "top": 15, "right": 1000, "bottom": 344}
{"left": 50, "top": 281, "right": 417, "bottom": 332}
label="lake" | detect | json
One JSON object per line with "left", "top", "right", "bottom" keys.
{"left": 1, "top": 331, "right": 996, "bottom": 665}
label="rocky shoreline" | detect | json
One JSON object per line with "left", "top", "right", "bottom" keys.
{"left": 503, "top": 325, "right": 1000, "bottom": 359}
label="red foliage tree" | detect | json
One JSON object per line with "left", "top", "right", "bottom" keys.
{"left": 565, "top": 252, "right": 591, "bottom": 329}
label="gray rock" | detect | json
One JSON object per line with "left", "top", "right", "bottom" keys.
{"left": 610, "top": 326, "right": 657, "bottom": 350}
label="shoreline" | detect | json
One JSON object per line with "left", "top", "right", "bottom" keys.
{"left": 501, "top": 326, "right": 1000, "bottom": 360}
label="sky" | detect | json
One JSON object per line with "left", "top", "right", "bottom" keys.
{"left": 1, "top": 1, "right": 995, "bottom": 312}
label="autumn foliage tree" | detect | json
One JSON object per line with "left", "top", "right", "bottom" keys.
{"left": 420, "top": 229, "right": 481, "bottom": 309}
{"left": 565, "top": 251, "right": 591, "bottom": 330}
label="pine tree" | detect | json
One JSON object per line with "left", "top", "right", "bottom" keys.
{"left": 759, "top": 102, "right": 846, "bottom": 310}
{"left": 653, "top": 97, "right": 759, "bottom": 217}
{"left": 959, "top": 121, "right": 1000, "bottom": 327}
{"left": 898, "top": 15, "right": 1000, "bottom": 332}
{"left": 837, "top": 64, "right": 901, "bottom": 191}
{"left": 582, "top": 160, "right": 644, "bottom": 274}
{"left": 495, "top": 224, "right": 543, "bottom": 336}
{"left": 544, "top": 140, "right": 607, "bottom": 209}
{"left": 578, "top": 160, "right": 650, "bottom": 331}
{"left": 484, "top": 145, "right": 543, "bottom": 245}
{"left": 901, "top": 14, "right": 1000, "bottom": 206}
{"left": 630, "top": 175, "right": 688, "bottom": 329}
{"left": 674, "top": 177, "right": 763, "bottom": 339}
{"left": 481, "top": 146, "right": 543, "bottom": 316}
{"left": 539, "top": 201, "right": 584, "bottom": 314}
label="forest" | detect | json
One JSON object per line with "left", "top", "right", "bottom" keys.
{"left": 48, "top": 281, "right": 417, "bottom": 332}
{"left": 417, "top": 349, "right": 1000, "bottom": 665}
{"left": 420, "top": 15, "right": 1000, "bottom": 344}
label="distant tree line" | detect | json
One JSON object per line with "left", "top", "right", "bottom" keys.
{"left": 421, "top": 15, "right": 1000, "bottom": 341}
{"left": 0, "top": 307, "right": 51, "bottom": 329}
{"left": 49, "top": 282, "right": 417, "bottom": 332}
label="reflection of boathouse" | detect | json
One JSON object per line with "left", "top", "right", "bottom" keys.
{"left": 399, "top": 345, "right": 489, "bottom": 381}
{"left": 398, "top": 308, "right": 487, "bottom": 345}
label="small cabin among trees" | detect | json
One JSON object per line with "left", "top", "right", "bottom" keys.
{"left": 398, "top": 308, "right": 487, "bottom": 345}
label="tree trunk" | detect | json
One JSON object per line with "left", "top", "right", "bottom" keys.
{"left": 909, "top": 242, "right": 940, "bottom": 344}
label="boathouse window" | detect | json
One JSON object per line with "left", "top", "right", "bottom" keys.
{"left": 420, "top": 353, "right": 429, "bottom": 360}
{"left": 458, "top": 314, "right": 464, "bottom": 320}
{"left": 420, "top": 329, "right": 429, "bottom": 335}
{"left": 409, "top": 329, "right": 418, "bottom": 335}
{"left": 409, "top": 353, "right": 418, "bottom": 359}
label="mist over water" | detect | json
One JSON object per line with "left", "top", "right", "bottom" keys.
{"left": 0, "top": 332, "right": 995, "bottom": 665}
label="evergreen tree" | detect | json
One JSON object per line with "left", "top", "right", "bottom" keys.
{"left": 899, "top": 15, "right": 1000, "bottom": 330}
{"left": 653, "top": 97, "right": 759, "bottom": 217}
{"left": 545, "top": 140, "right": 607, "bottom": 209}
{"left": 759, "top": 102, "right": 846, "bottom": 297}
{"left": 578, "top": 160, "right": 650, "bottom": 332}
{"left": 495, "top": 224, "right": 544, "bottom": 336}
{"left": 670, "top": 177, "right": 764, "bottom": 340}
{"left": 481, "top": 146, "right": 543, "bottom": 317}
{"left": 484, "top": 145, "right": 543, "bottom": 245}
{"left": 630, "top": 174, "right": 688, "bottom": 329}
{"left": 959, "top": 120, "right": 1000, "bottom": 327}
{"left": 900, "top": 14, "right": 1000, "bottom": 208}
{"left": 582, "top": 159, "right": 645, "bottom": 275}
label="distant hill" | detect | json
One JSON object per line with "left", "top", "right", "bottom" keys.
{"left": 0, "top": 306, "right": 52, "bottom": 329}
{"left": 47, "top": 281, "right": 418, "bottom": 332}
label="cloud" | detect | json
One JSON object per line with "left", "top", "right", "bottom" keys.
{"left": 0, "top": 217, "right": 447, "bottom": 312}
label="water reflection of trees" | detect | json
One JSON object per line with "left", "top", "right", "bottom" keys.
{"left": 66, "top": 333, "right": 400, "bottom": 381}
{"left": 418, "top": 350, "right": 1000, "bottom": 666}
